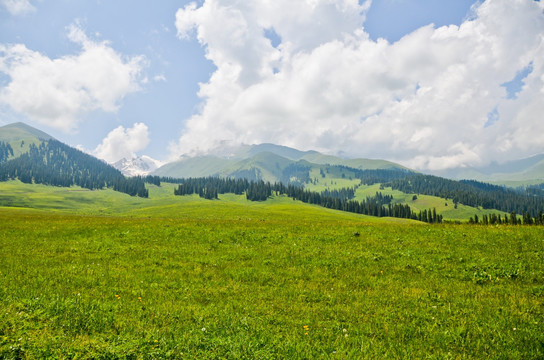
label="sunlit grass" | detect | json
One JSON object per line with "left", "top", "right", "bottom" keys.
{"left": 0, "top": 181, "right": 542, "bottom": 358}
{"left": 1, "top": 195, "right": 543, "bottom": 358}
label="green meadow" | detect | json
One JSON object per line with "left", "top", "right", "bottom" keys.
{"left": 0, "top": 181, "right": 543, "bottom": 359}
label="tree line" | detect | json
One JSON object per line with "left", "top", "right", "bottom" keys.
{"left": 0, "top": 141, "right": 14, "bottom": 163}
{"left": 0, "top": 140, "right": 148, "bottom": 197}
{"left": 380, "top": 174, "right": 544, "bottom": 217}
{"left": 469, "top": 211, "right": 544, "bottom": 226}
{"left": 173, "top": 176, "right": 442, "bottom": 223}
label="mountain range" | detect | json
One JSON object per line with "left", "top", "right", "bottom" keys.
{"left": 2, "top": 121, "right": 544, "bottom": 185}
{"left": 1, "top": 122, "right": 544, "bottom": 221}
{"left": 152, "top": 143, "right": 408, "bottom": 183}
{"left": 433, "top": 155, "right": 544, "bottom": 185}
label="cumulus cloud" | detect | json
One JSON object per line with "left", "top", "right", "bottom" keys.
{"left": 93, "top": 123, "right": 150, "bottom": 163}
{"left": 172, "top": 0, "right": 544, "bottom": 170}
{"left": 0, "top": 0, "right": 35, "bottom": 15}
{"left": 0, "top": 23, "right": 145, "bottom": 132}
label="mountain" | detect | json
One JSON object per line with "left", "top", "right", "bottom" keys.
{"left": 0, "top": 122, "right": 56, "bottom": 159}
{"left": 153, "top": 143, "right": 409, "bottom": 182}
{"left": 0, "top": 122, "right": 54, "bottom": 143}
{"left": 434, "top": 154, "right": 544, "bottom": 185}
{"left": 113, "top": 156, "right": 163, "bottom": 177}
{"left": 0, "top": 122, "right": 148, "bottom": 197}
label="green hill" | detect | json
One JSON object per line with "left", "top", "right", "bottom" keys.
{"left": 219, "top": 151, "right": 295, "bottom": 182}
{"left": 153, "top": 143, "right": 409, "bottom": 184}
{"left": 153, "top": 155, "right": 233, "bottom": 178}
{"left": 0, "top": 122, "right": 54, "bottom": 143}
{"left": 301, "top": 152, "right": 408, "bottom": 170}
{"left": 0, "top": 122, "right": 148, "bottom": 197}
{"left": 0, "top": 122, "right": 55, "bottom": 158}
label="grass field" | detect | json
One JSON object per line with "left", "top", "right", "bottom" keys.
{"left": 354, "top": 184, "right": 510, "bottom": 221}
{"left": 0, "top": 181, "right": 543, "bottom": 358}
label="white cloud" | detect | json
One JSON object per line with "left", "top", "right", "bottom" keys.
{"left": 153, "top": 74, "right": 167, "bottom": 82}
{"left": 0, "top": 23, "right": 145, "bottom": 132}
{"left": 172, "top": 0, "right": 544, "bottom": 170}
{"left": 0, "top": 0, "right": 35, "bottom": 16}
{"left": 93, "top": 123, "right": 150, "bottom": 163}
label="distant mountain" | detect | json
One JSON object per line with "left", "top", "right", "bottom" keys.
{"left": 433, "top": 154, "right": 544, "bottom": 184}
{"left": 113, "top": 156, "right": 163, "bottom": 177}
{"left": 153, "top": 143, "right": 409, "bottom": 182}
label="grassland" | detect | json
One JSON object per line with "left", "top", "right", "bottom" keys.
{"left": 0, "top": 181, "right": 543, "bottom": 359}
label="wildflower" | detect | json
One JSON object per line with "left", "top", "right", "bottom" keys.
{"left": 202, "top": 327, "right": 206, "bottom": 332}
{"left": 342, "top": 328, "right": 347, "bottom": 333}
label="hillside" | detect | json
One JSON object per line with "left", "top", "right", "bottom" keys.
{"left": 0, "top": 122, "right": 55, "bottom": 158}
{"left": 0, "top": 123, "right": 148, "bottom": 197}
{"left": 0, "top": 122, "right": 54, "bottom": 143}
{"left": 153, "top": 143, "right": 409, "bottom": 183}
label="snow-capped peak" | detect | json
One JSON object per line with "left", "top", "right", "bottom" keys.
{"left": 112, "top": 156, "right": 163, "bottom": 177}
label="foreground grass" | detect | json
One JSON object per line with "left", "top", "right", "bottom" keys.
{"left": 1, "top": 201, "right": 543, "bottom": 358}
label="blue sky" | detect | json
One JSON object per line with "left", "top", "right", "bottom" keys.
{"left": 1, "top": 0, "right": 543, "bottom": 170}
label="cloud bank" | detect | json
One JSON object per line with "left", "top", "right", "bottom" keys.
{"left": 172, "top": 0, "right": 544, "bottom": 170}
{"left": 93, "top": 123, "right": 150, "bottom": 163}
{"left": 0, "top": 23, "right": 145, "bottom": 132}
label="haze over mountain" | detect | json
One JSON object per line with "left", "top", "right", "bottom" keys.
{"left": 432, "top": 154, "right": 544, "bottom": 184}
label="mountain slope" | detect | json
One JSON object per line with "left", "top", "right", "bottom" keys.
{"left": 0, "top": 122, "right": 148, "bottom": 197}
{"left": 153, "top": 143, "right": 409, "bottom": 182}
{"left": 219, "top": 151, "right": 299, "bottom": 183}
{"left": 0, "top": 122, "right": 54, "bottom": 143}
{"left": 153, "top": 155, "right": 235, "bottom": 178}
{"left": 0, "top": 122, "right": 55, "bottom": 158}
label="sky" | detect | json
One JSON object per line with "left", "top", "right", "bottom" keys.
{"left": 0, "top": 0, "right": 543, "bottom": 171}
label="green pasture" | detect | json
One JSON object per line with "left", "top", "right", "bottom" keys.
{"left": 355, "top": 184, "right": 510, "bottom": 221}
{"left": 0, "top": 181, "right": 543, "bottom": 358}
